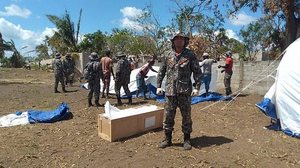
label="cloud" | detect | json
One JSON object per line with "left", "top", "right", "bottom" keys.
{"left": 226, "top": 29, "right": 241, "bottom": 41}
{"left": 120, "top": 6, "right": 143, "bottom": 19}
{"left": 0, "top": 4, "right": 31, "bottom": 18}
{"left": 229, "top": 12, "right": 256, "bottom": 26}
{"left": 0, "top": 17, "right": 56, "bottom": 52}
{"left": 120, "top": 6, "right": 144, "bottom": 31}
{"left": 214, "top": 29, "right": 241, "bottom": 41}
{"left": 0, "top": 17, "right": 34, "bottom": 40}
{"left": 35, "top": 27, "right": 57, "bottom": 44}
{"left": 120, "top": 17, "right": 144, "bottom": 31}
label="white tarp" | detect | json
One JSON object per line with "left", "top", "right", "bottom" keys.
{"left": 262, "top": 38, "right": 300, "bottom": 136}
{"left": 103, "top": 101, "right": 162, "bottom": 120}
{"left": 0, "top": 112, "right": 29, "bottom": 127}
{"left": 83, "top": 65, "right": 218, "bottom": 96}
{"left": 275, "top": 38, "right": 300, "bottom": 135}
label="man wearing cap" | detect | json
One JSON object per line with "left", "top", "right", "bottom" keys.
{"left": 115, "top": 52, "right": 132, "bottom": 105}
{"left": 84, "top": 52, "right": 102, "bottom": 107}
{"left": 218, "top": 51, "right": 233, "bottom": 96}
{"left": 199, "top": 52, "right": 217, "bottom": 96}
{"left": 63, "top": 53, "right": 75, "bottom": 87}
{"left": 52, "top": 53, "right": 67, "bottom": 93}
{"left": 100, "top": 50, "right": 115, "bottom": 98}
{"left": 136, "top": 59, "right": 157, "bottom": 99}
{"left": 156, "top": 32, "right": 202, "bottom": 150}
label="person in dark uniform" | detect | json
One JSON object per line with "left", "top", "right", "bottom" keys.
{"left": 84, "top": 52, "right": 102, "bottom": 107}
{"left": 115, "top": 52, "right": 132, "bottom": 105}
{"left": 52, "top": 53, "right": 66, "bottom": 93}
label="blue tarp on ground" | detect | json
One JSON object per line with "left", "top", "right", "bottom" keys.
{"left": 256, "top": 98, "right": 300, "bottom": 138}
{"left": 27, "top": 103, "right": 70, "bottom": 123}
{"left": 123, "top": 84, "right": 231, "bottom": 104}
{"left": 156, "top": 92, "right": 232, "bottom": 104}
{"left": 255, "top": 98, "right": 277, "bottom": 120}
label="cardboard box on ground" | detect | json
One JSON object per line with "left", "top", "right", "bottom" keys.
{"left": 98, "top": 102, "right": 164, "bottom": 142}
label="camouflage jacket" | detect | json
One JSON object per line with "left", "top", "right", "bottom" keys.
{"left": 157, "top": 48, "right": 202, "bottom": 96}
{"left": 115, "top": 58, "right": 131, "bottom": 84}
{"left": 63, "top": 59, "right": 75, "bottom": 74}
{"left": 84, "top": 60, "right": 102, "bottom": 81}
{"left": 52, "top": 58, "right": 64, "bottom": 76}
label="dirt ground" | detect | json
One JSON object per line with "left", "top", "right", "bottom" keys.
{"left": 0, "top": 68, "right": 300, "bottom": 168}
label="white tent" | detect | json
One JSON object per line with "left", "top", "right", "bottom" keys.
{"left": 257, "top": 38, "right": 300, "bottom": 137}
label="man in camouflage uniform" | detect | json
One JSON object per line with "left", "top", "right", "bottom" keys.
{"left": 63, "top": 53, "right": 75, "bottom": 87}
{"left": 115, "top": 52, "right": 132, "bottom": 105}
{"left": 85, "top": 52, "right": 102, "bottom": 107}
{"left": 156, "top": 33, "right": 202, "bottom": 150}
{"left": 52, "top": 53, "right": 67, "bottom": 93}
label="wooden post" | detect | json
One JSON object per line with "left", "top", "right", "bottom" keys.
{"left": 238, "top": 59, "right": 244, "bottom": 91}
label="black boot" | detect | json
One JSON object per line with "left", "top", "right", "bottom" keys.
{"left": 183, "top": 134, "right": 192, "bottom": 150}
{"left": 62, "top": 87, "right": 67, "bottom": 93}
{"left": 128, "top": 97, "right": 132, "bottom": 105}
{"left": 88, "top": 99, "right": 93, "bottom": 107}
{"left": 117, "top": 97, "right": 122, "bottom": 105}
{"left": 159, "top": 132, "right": 172, "bottom": 148}
{"left": 95, "top": 99, "right": 101, "bottom": 107}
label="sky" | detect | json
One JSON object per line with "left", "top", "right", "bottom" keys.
{"left": 0, "top": 0, "right": 261, "bottom": 57}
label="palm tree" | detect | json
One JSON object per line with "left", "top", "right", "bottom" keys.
{"left": 46, "top": 9, "right": 82, "bottom": 52}
{"left": 0, "top": 32, "right": 14, "bottom": 59}
{"left": 7, "top": 40, "right": 25, "bottom": 68}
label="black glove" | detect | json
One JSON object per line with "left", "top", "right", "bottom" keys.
{"left": 218, "top": 65, "right": 222, "bottom": 68}
{"left": 221, "top": 70, "right": 225, "bottom": 73}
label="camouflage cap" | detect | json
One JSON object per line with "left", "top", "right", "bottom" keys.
{"left": 89, "top": 52, "right": 99, "bottom": 60}
{"left": 171, "top": 32, "right": 189, "bottom": 41}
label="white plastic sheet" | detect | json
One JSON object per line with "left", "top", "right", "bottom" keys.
{"left": 103, "top": 101, "right": 161, "bottom": 120}
{"left": 0, "top": 112, "right": 30, "bottom": 127}
{"left": 274, "top": 38, "right": 300, "bottom": 135}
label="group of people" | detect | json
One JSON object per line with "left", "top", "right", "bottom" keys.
{"left": 84, "top": 51, "right": 141, "bottom": 107}
{"left": 83, "top": 51, "right": 158, "bottom": 107}
{"left": 52, "top": 53, "right": 75, "bottom": 93}
{"left": 52, "top": 32, "right": 233, "bottom": 151}
{"left": 199, "top": 51, "right": 233, "bottom": 97}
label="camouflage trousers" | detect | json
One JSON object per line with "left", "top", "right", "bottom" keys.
{"left": 163, "top": 94, "right": 192, "bottom": 134}
{"left": 115, "top": 81, "right": 131, "bottom": 98}
{"left": 88, "top": 79, "right": 100, "bottom": 101}
{"left": 54, "top": 74, "right": 65, "bottom": 92}
{"left": 65, "top": 72, "right": 74, "bottom": 86}
{"left": 224, "top": 71, "right": 233, "bottom": 95}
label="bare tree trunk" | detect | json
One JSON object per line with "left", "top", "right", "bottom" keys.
{"left": 285, "top": 0, "right": 299, "bottom": 48}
